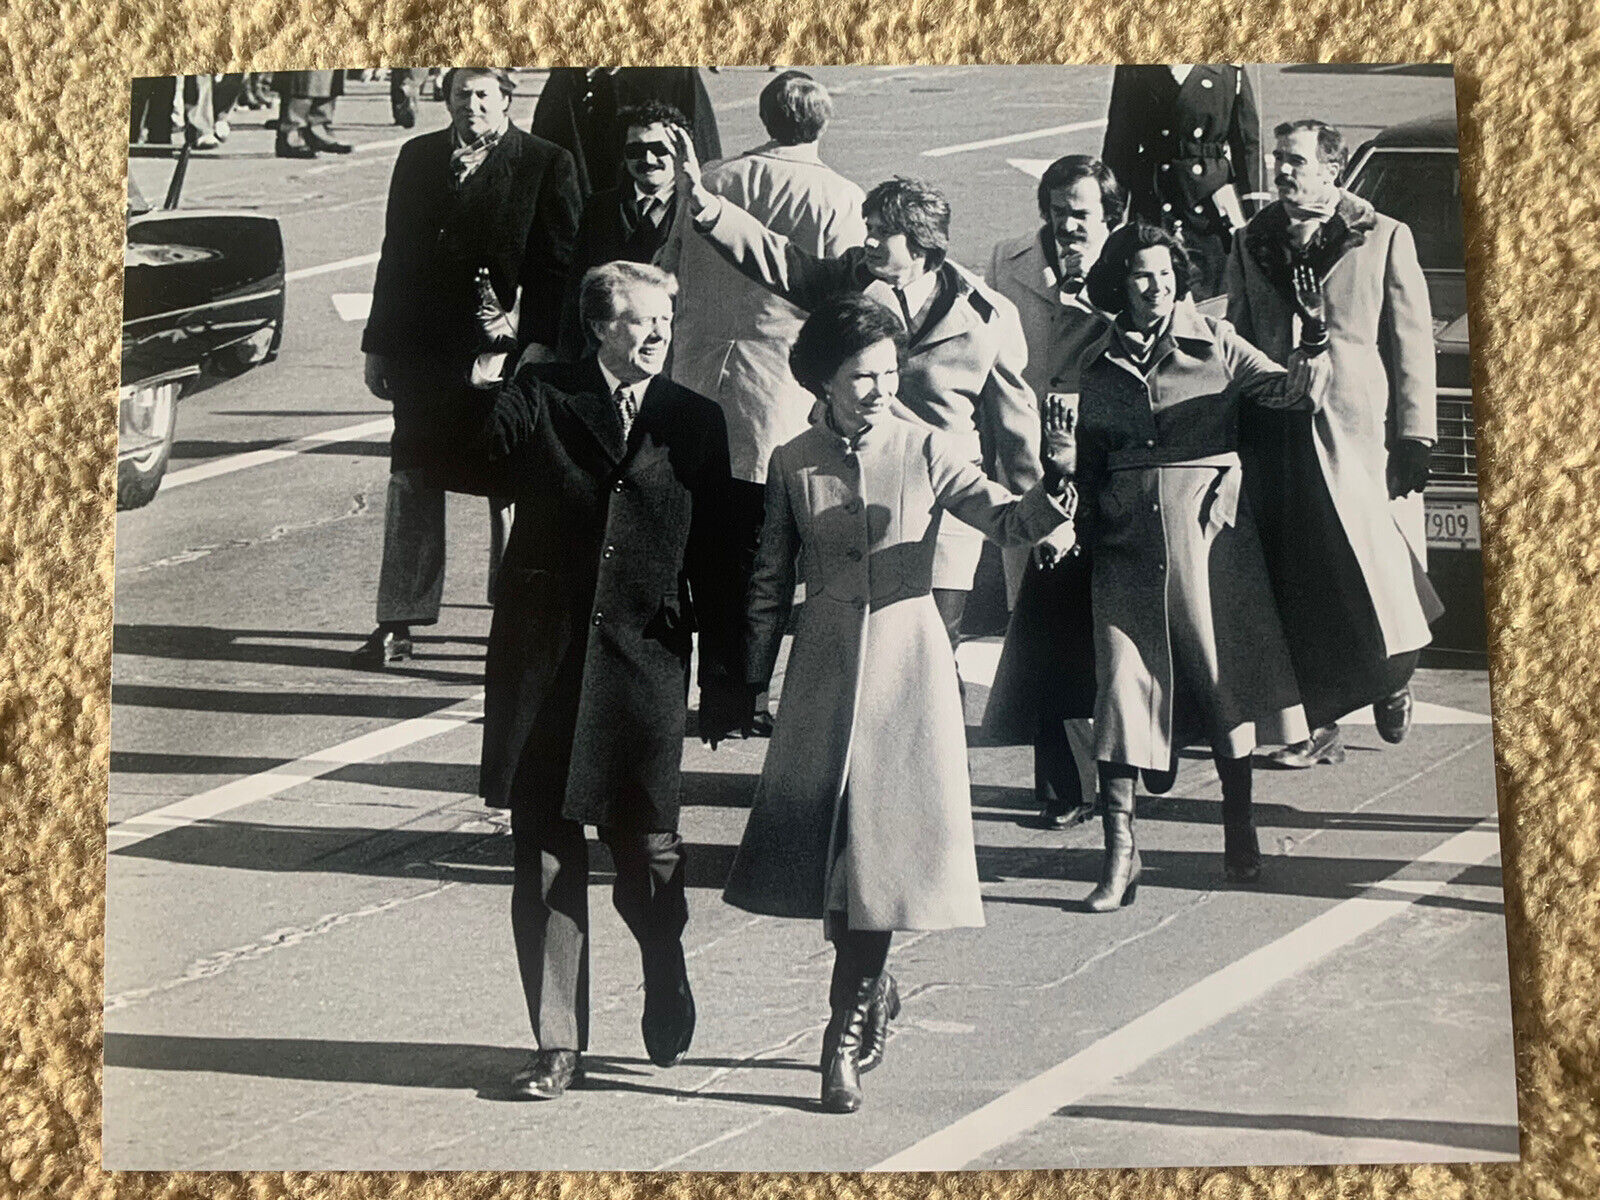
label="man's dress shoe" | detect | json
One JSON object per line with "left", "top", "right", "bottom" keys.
{"left": 1373, "top": 688, "right": 1414, "bottom": 744}
{"left": 641, "top": 942, "right": 696, "bottom": 1067}
{"left": 1264, "top": 724, "right": 1346, "bottom": 769}
{"left": 305, "top": 131, "right": 353, "bottom": 154}
{"left": 508, "top": 1050, "right": 581, "bottom": 1100}
{"left": 275, "top": 140, "right": 317, "bottom": 159}
{"left": 350, "top": 627, "right": 411, "bottom": 668}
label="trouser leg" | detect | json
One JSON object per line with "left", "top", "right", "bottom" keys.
{"left": 308, "top": 94, "right": 338, "bottom": 133}
{"left": 1034, "top": 716, "right": 1085, "bottom": 815}
{"left": 277, "top": 94, "right": 312, "bottom": 148}
{"left": 131, "top": 76, "right": 177, "bottom": 143}
{"left": 730, "top": 478, "right": 771, "bottom": 717}
{"left": 601, "top": 827, "right": 688, "bottom": 949}
{"left": 376, "top": 467, "right": 446, "bottom": 626}
{"left": 510, "top": 803, "right": 591, "bottom": 1051}
{"left": 390, "top": 68, "right": 424, "bottom": 124}
{"left": 212, "top": 73, "right": 246, "bottom": 122}
{"left": 1215, "top": 751, "right": 1262, "bottom": 879}
{"left": 183, "top": 74, "right": 215, "bottom": 143}
{"left": 487, "top": 497, "right": 512, "bottom": 606}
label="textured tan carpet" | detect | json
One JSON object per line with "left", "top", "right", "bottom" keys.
{"left": 3, "top": 0, "right": 1598, "bottom": 1193}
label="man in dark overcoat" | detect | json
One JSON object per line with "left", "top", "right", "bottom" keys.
{"left": 272, "top": 69, "right": 350, "bottom": 159}
{"left": 529, "top": 67, "right": 721, "bottom": 199}
{"left": 554, "top": 100, "right": 690, "bottom": 359}
{"left": 355, "top": 67, "right": 581, "bottom": 666}
{"left": 440, "top": 260, "right": 746, "bottom": 1100}
{"left": 1101, "top": 64, "right": 1261, "bottom": 299}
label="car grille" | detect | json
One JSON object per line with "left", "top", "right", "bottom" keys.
{"left": 1431, "top": 387, "right": 1477, "bottom": 482}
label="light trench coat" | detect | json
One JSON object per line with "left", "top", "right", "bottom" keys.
{"left": 1078, "top": 302, "right": 1315, "bottom": 770}
{"left": 721, "top": 416, "right": 1071, "bottom": 931}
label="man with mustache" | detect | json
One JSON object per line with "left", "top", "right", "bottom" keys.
{"left": 673, "top": 129, "right": 1042, "bottom": 676}
{"left": 1225, "top": 118, "right": 1440, "bottom": 766}
{"left": 982, "top": 155, "right": 1125, "bottom": 828}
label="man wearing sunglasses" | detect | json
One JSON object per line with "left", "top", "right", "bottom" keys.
{"left": 554, "top": 102, "right": 692, "bottom": 360}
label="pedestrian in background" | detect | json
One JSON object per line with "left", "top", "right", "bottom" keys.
{"left": 273, "top": 69, "right": 352, "bottom": 159}
{"left": 666, "top": 70, "right": 866, "bottom": 732}
{"left": 1227, "top": 118, "right": 1441, "bottom": 767}
{"left": 982, "top": 154, "right": 1125, "bottom": 829}
{"left": 1101, "top": 64, "right": 1261, "bottom": 300}
{"left": 354, "top": 66, "right": 580, "bottom": 667}
{"left": 722, "top": 294, "right": 1079, "bottom": 1114}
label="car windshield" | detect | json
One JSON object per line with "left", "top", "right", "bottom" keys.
{"left": 1345, "top": 149, "right": 1464, "bottom": 273}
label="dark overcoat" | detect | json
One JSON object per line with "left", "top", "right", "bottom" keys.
{"left": 529, "top": 67, "right": 722, "bottom": 199}
{"left": 438, "top": 357, "right": 741, "bottom": 830}
{"left": 360, "top": 126, "right": 581, "bottom": 471}
{"left": 1101, "top": 64, "right": 1261, "bottom": 236}
{"left": 556, "top": 186, "right": 680, "bottom": 358}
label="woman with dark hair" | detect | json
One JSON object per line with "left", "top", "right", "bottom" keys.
{"left": 721, "top": 294, "right": 1078, "bottom": 1114}
{"left": 1072, "top": 222, "right": 1326, "bottom": 909}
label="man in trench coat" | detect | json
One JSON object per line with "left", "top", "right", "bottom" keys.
{"left": 1225, "top": 118, "right": 1440, "bottom": 763}
{"left": 673, "top": 132, "right": 1042, "bottom": 667}
{"left": 434, "top": 261, "right": 745, "bottom": 1100}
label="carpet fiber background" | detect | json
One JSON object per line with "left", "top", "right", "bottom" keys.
{"left": 2, "top": 0, "right": 1598, "bottom": 1195}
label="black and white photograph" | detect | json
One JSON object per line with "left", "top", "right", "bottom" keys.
{"left": 107, "top": 63, "right": 1513, "bottom": 1171}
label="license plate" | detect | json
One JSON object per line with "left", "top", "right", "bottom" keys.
{"left": 1425, "top": 497, "right": 1480, "bottom": 551}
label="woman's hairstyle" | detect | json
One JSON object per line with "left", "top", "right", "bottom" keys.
{"left": 1084, "top": 222, "right": 1194, "bottom": 315}
{"left": 788, "top": 294, "right": 906, "bottom": 398}
{"left": 758, "top": 71, "right": 832, "bottom": 145}
{"left": 861, "top": 177, "right": 951, "bottom": 270}
{"left": 1036, "top": 154, "right": 1127, "bottom": 228}
{"left": 617, "top": 99, "right": 691, "bottom": 136}
{"left": 578, "top": 261, "right": 678, "bottom": 340}
{"left": 441, "top": 68, "right": 516, "bottom": 102}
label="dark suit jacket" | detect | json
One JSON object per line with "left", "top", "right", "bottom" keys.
{"left": 1102, "top": 65, "right": 1261, "bottom": 235}
{"left": 442, "top": 357, "right": 741, "bottom": 829}
{"left": 529, "top": 67, "right": 722, "bottom": 199}
{"left": 557, "top": 186, "right": 680, "bottom": 358}
{"left": 361, "top": 125, "right": 581, "bottom": 470}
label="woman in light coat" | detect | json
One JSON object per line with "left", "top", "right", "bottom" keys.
{"left": 1073, "top": 223, "right": 1327, "bottom": 910}
{"left": 722, "top": 295, "right": 1076, "bottom": 1114}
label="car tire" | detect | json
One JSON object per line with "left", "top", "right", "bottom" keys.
{"left": 116, "top": 380, "right": 180, "bottom": 510}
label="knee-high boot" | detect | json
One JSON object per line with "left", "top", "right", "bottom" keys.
{"left": 1217, "top": 753, "right": 1261, "bottom": 883}
{"left": 820, "top": 929, "right": 890, "bottom": 1113}
{"left": 1083, "top": 766, "right": 1141, "bottom": 912}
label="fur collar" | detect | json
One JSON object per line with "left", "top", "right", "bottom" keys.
{"left": 1244, "top": 190, "right": 1380, "bottom": 295}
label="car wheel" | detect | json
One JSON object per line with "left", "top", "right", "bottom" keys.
{"left": 116, "top": 380, "right": 180, "bottom": 510}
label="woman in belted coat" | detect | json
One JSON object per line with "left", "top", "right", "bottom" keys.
{"left": 1073, "top": 223, "right": 1326, "bottom": 910}
{"left": 721, "top": 295, "right": 1076, "bottom": 1114}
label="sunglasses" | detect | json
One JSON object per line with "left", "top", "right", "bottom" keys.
{"left": 622, "top": 141, "right": 674, "bottom": 163}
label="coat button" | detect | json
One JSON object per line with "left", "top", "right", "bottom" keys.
{"left": 1160, "top": 128, "right": 1170, "bottom": 136}
{"left": 844, "top": 498, "right": 862, "bottom": 514}
{"left": 847, "top": 548, "right": 862, "bottom": 561}
{"left": 1146, "top": 438, "right": 1155, "bottom": 447}
{"left": 602, "top": 544, "right": 615, "bottom": 559}
{"left": 1192, "top": 163, "right": 1204, "bottom": 175}
{"left": 1159, "top": 163, "right": 1170, "bottom": 172}
{"left": 592, "top": 611, "right": 604, "bottom": 625}
{"left": 1161, "top": 202, "right": 1173, "bottom": 212}
{"left": 613, "top": 480, "right": 625, "bottom": 492}
{"left": 1201, "top": 77, "right": 1214, "bottom": 88}
{"left": 1152, "top": 503, "right": 1161, "bottom": 513}
{"left": 1193, "top": 126, "right": 1204, "bottom": 138}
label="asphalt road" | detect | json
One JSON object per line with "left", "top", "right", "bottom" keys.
{"left": 107, "top": 65, "right": 1516, "bottom": 1172}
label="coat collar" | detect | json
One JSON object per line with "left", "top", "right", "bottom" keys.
{"left": 559, "top": 356, "right": 628, "bottom": 462}
{"left": 1084, "top": 300, "right": 1213, "bottom": 384}
{"left": 745, "top": 140, "right": 823, "bottom": 164}
{"left": 1244, "top": 189, "right": 1380, "bottom": 295}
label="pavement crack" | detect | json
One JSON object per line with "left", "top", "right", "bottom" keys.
{"left": 126, "top": 492, "right": 372, "bottom": 575}
{"left": 104, "top": 880, "right": 456, "bottom": 1013}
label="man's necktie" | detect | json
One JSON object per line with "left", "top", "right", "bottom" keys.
{"left": 614, "top": 384, "right": 639, "bottom": 440}
{"left": 893, "top": 288, "right": 916, "bottom": 339}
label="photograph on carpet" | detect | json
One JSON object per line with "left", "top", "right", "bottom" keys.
{"left": 107, "top": 63, "right": 1514, "bottom": 1171}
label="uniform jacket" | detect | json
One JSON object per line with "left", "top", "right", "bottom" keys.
{"left": 556, "top": 185, "right": 682, "bottom": 359}
{"left": 361, "top": 126, "right": 581, "bottom": 471}
{"left": 722, "top": 417, "right": 1070, "bottom": 929}
{"left": 696, "top": 198, "right": 1042, "bottom": 587}
{"left": 1101, "top": 64, "right": 1261, "bottom": 235}
{"left": 1077, "top": 304, "right": 1311, "bottom": 768}
{"left": 1224, "top": 191, "right": 1437, "bottom": 660}
{"left": 444, "top": 357, "right": 742, "bottom": 829}
{"left": 667, "top": 141, "right": 867, "bottom": 484}
{"left": 529, "top": 67, "right": 722, "bottom": 199}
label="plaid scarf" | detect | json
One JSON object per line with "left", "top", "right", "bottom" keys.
{"left": 449, "top": 124, "right": 506, "bottom": 189}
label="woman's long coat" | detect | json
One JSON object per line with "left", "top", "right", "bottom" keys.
{"left": 722, "top": 418, "right": 1070, "bottom": 931}
{"left": 1077, "top": 303, "right": 1311, "bottom": 770}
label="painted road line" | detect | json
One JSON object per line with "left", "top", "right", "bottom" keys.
{"left": 107, "top": 695, "right": 486, "bottom": 850}
{"left": 284, "top": 252, "right": 380, "bottom": 283}
{"left": 869, "top": 819, "right": 1503, "bottom": 1171}
{"left": 331, "top": 292, "right": 374, "bottom": 322}
{"left": 923, "top": 117, "right": 1108, "bottom": 158}
{"left": 160, "top": 417, "right": 393, "bottom": 492}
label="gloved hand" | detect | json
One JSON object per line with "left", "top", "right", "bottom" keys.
{"left": 1291, "top": 262, "right": 1329, "bottom": 352}
{"left": 699, "top": 681, "right": 758, "bottom": 749}
{"left": 474, "top": 266, "right": 518, "bottom": 352}
{"left": 1387, "top": 438, "right": 1433, "bottom": 498}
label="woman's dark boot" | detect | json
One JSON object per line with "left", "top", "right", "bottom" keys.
{"left": 820, "top": 977, "right": 876, "bottom": 1113}
{"left": 856, "top": 972, "right": 900, "bottom": 1074}
{"left": 1217, "top": 753, "right": 1262, "bottom": 883}
{"left": 1084, "top": 769, "right": 1141, "bottom": 912}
